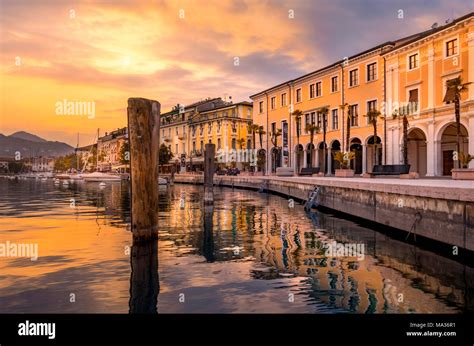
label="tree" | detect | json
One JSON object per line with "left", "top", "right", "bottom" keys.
{"left": 159, "top": 143, "right": 174, "bottom": 165}
{"left": 392, "top": 108, "right": 409, "bottom": 165}
{"left": 319, "top": 106, "right": 329, "bottom": 173}
{"left": 270, "top": 128, "right": 282, "bottom": 148}
{"left": 292, "top": 109, "right": 303, "bottom": 145}
{"left": 445, "top": 77, "right": 471, "bottom": 168}
{"left": 257, "top": 126, "right": 266, "bottom": 149}
{"left": 364, "top": 109, "right": 382, "bottom": 167}
{"left": 237, "top": 138, "right": 246, "bottom": 149}
{"left": 305, "top": 123, "right": 320, "bottom": 168}
{"left": 249, "top": 124, "right": 260, "bottom": 150}
{"left": 119, "top": 140, "right": 130, "bottom": 165}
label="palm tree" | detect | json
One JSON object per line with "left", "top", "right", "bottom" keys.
{"left": 249, "top": 124, "right": 260, "bottom": 150}
{"left": 257, "top": 126, "right": 266, "bottom": 149}
{"left": 237, "top": 137, "right": 246, "bottom": 149}
{"left": 292, "top": 109, "right": 303, "bottom": 145}
{"left": 392, "top": 108, "right": 409, "bottom": 166}
{"left": 319, "top": 106, "right": 329, "bottom": 173}
{"left": 270, "top": 128, "right": 282, "bottom": 172}
{"left": 445, "top": 77, "right": 471, "bottom": 168}
{"left": 339, "top": 103, "right": 349, "bottom": 151}
{"left": 364, "top": 109, "right": 382, "bottom": 168}
{"left": 305, "top": 123, "right": 320, "bottom": 168}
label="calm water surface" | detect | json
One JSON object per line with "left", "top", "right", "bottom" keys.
{"left": 0, "top": 178, "right": 472, "bottom": 313}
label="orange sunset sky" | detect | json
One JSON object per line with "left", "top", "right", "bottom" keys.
{"left": 1, "top": 0, "right": 473, "bottom": 146}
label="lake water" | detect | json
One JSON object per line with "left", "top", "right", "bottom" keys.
{"left": 0, "top": 178, "right": 472, "bottom": 313}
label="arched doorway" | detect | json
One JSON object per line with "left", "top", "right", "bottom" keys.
{"left": 306, "top": 143, "right": 315, "bottom": 168}
{"left": 407, "top": 128, "right": 427, "bottom": 177}
{"left": 330, "top": 140, "right": 341, "bottom": 174}
{"left": 440, "top": 123, "right": 469, "bottom": 175}
{"left": 350, "top": 138, "right": 362, "bottom": 174}
{"left": 295, "top": 144, "right": 304, "bottom": 174}
{"left": 366, "top": 136, "right": 382, "bottom": 173}
{"left": 257, "top": 149, "right": 266, "bottom": 174}
{"left": 271, "top": 147, "right": 281, "bottom": 173}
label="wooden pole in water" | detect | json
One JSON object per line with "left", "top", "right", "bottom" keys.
{"left": 127, "top": 98, "right": 160, "bottom": 242}
{"left": 204, "top": 143, "right": 215, "bottom": 205}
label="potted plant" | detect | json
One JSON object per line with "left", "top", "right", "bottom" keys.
{"left": 451, "top": 152, "right": 474, "bottom": 180}
{"left": 333, "top": 151, "right": 355, "bottom": 177}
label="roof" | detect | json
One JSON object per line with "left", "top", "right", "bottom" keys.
{"left": 250, "top": 12, "right": 474, "bottom": 99}
{"left": 382, "top": 12, "right": 474, "bottom": 55}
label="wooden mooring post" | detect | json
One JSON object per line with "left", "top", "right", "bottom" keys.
{"left": 127, "top": 97, "right": 160, "bottom": 242}
{"left": 204, "top": 143, "right": 215, "bottom": 205}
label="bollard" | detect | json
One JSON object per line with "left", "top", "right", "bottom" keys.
{"left": 127, "top": 97, "right": 160, "bottom": 242}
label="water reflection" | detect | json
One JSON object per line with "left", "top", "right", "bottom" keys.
{"left": 0, "top": 178, "right": 472, "bottom": 313}
{"left": 129, "top": 240, "right": 159, "bottom": 313}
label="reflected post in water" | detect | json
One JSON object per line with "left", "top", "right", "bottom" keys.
{"left": 129, "top": 240, "right": 160, "bottom": 313}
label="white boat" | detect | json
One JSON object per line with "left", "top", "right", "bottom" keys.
{"left": 82, "top": 172, "right": 122, "bottom": 182}
{"left": 158, "top": 177, "right": 168, "bottom": 185}
{"left": 55, "top": 173, "right": 71, "bottom": 180}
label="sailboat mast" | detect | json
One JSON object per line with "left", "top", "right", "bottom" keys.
{"left": 96, "top": 128, "right": 100, "bottom": 172}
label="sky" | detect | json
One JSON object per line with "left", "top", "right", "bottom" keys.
{"left": 0, "top": 0, "right": 473, "bottom": 146}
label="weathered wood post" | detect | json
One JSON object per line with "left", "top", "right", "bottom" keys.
{"left": 204, "top": 143, "right": 215, "bottom": 205}
{"left": 127, "top": 97, "right": 160, "bottom": 242}
{"left": 202, "top": 206, "right": 215, "bottom": 262}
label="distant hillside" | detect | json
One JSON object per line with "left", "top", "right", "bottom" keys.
{"left": 0, "top": 132, "right": 74, "bottom": 158}
{"left": 9, "top": 131, "right": 47, "bottom": 143}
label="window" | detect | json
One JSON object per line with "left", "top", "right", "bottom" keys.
{"left": 271, "top": 122, "right": 276, "bottom": 134}
{"left": 311, "top": 112, "right": 316, "bottom": 126}
{"left": 176, "top": 127, "right": 178, "bottom": 135}
{"left": 317, "top": 111, "right": 327, "bottom": 129}
{"left": 446, "top": 39, "right": 458, "bottom": 57}
{"left": 175, "top": 144, "right": 178, "bottom": 154}
{"left": 183, "top": 125, "right": 186, "bottom": 135}
{"left": 317, "top": 112, "right": 322, "bottom": 128}
{"left": 309, "top": 84, "right": 315, "bottom": 98}
{"left": 259, "top": 101, "right": 264, "bottom": 113}
{"left": 349, "top": 69, "right": 359, "bottom": 87}
{"left": 208, "top": 122, "right": 212, "bottom": 134}
{"left": 168, "top": 128, "right": 171, "bottom": 136}
{"left": 349, "top": 105, "right": 359, "bottom": 127}
{"left": 367, "top": 100, "right": 377, "bottom": 124}
{"left": 316, "top": 82, "right": 322, "bottom": 97}
{"left": 271, "top": 96, "right": 276, "bottom": 110}
{"left": 331, "top": 109, "right": 338, "bottom": 130}
{"left": 305, "top": 114, "right": 310, "bottom": 132}
{"left": 217, "top": 138, "right": 221, "bottom": 150}
{"left": 200, "top": 140, "right": 204, "bottom": 150}
{"left": 296, "top": 88, "right": 302, "bottom": 102}
{"left": 193, "top": 141, "right": 196, "bottom": 152}
{"left": 367, "top": 62, "right": 376, "bottom": 82}
{"left": 281, "top": 93, "right": 287, "bottom": 107}
{"left": 232, "top": 138, "right": 236, "bottom": 150}
{"left": 408, "top": 89, "right": 419, "bottom": 113}
{"left": 408, "top": 53, "right": 419, "bottom": 70}
{"left": 199, "top": 125, "right": 203, "bottom": 136}
{"left": 331, "top": 76, "right": 338, "bottom": 92}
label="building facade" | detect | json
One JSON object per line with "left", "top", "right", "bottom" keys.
{"left": 250, "top": 12, "right": 474, "bottom": 176}
{"left": 97, "top": 127, "right": 128, "bottom": 172}
{"left": 384, "top": 13, "right": 474, "bottom": 176}
{"left": 160, "top": 98, "right": 253, "bottom": 171}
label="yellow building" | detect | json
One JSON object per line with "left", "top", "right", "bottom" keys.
{"left": 384, "top": 12, "right": 474, "bottom": 176}
{"left": 160, "top": 98, "right": 253, "bottom": 171}
{"left": 250, "top": 12, "right": 474, "bottom": 176}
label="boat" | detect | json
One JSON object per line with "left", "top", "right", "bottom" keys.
{"left": 158, "top": 177, "right": 168, "bottom": 185}
{"left": 55, "top": 173, "right": 71, "bottom": 180}
{"left": 82, "top": 172, "right": 122, "bottom": 182}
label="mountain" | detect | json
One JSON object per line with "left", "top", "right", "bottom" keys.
{"left": 0, "top": 132, "right": 74, "bottom": 159}
{"left": 9, "top": 131, "right": 47, "bottom": 143}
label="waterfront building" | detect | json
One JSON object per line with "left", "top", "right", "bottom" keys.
{"left": 250, "top": 12, "right": 474, "bottom": 176}
{"left": 31, "top": 156, "right": 55, "bottom": 172}
{"left": 383, "top": 13, "right": 474, "bottom": 176}
{"left": 97, "top": 127, "right": 128, "bottom": 172}
{"left": 160, "top": 98, "right": 253, "bottom": 171}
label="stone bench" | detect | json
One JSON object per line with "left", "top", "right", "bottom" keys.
{"left": 371, "top": 164, "right": 410, "bottom": 176}
{"left": 276, "top": 167, "right": 295, "bottom": 177}
{"left": 300, "top": 167, "right": 320, "bottom": 176}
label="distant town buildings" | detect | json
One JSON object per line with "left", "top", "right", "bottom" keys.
{"left": 97, "top": 127, "right": 128, "bottom": 172}
{"left": 31, "top": 157, "right": 55, "bottom": 172}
